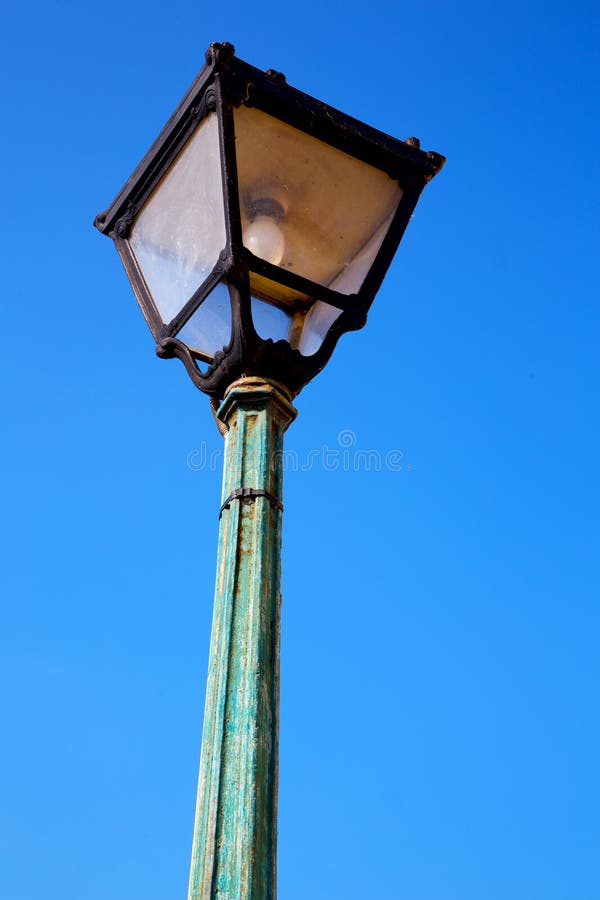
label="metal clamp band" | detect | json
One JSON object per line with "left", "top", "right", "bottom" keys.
{"left": 219, "top": 488, "right": 284, "bottom": 519}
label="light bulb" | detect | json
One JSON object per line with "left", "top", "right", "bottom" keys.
{"left": 244, "top": 215, "right": 285, "bottom": 266}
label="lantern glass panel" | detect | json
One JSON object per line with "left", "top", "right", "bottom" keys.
{"left": 250, "top": 294, "right": 342, "bottom": 356}
{"left": 234, "top": 105, "right": 402, "bottom": 297}
{"left": 129, "top": 113, "right": 226, "bottom": 325}
{"left": 298, "top": 301, "right": 342, "bottom": 356}
{"left": 251, "top": 297, "right": 293, "bottom": 343}
{"left": 176, "top": 282, "right": 231, "bottom": 359}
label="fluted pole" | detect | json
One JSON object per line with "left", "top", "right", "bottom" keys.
{"left": 188, "top": 377, "right": 297, "bottom": 900}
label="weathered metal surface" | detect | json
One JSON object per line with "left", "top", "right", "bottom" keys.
{"left": 188, "top": 377, "right": 297, "bottom": 900}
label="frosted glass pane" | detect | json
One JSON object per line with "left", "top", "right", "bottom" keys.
{"left": 129, "top": 113, "right": 226, "bottom": 324}
{"left": 235, "top": 105, "right": 402, "bottom": 296}
{"left": 299, "top": 301, "right": 342, "bottom": 356}
{"left": 251, "top": 297, "right": 293, "bottom": 343}
{"left": 176, "top": 283, "right": 231, "bottom": 359}
{"left": 328, "top": 219, "right": 389, "bottom": 294}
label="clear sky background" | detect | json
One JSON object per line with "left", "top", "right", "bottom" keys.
{"left": 1, "top": 1, "right": 598, "bottom": 898}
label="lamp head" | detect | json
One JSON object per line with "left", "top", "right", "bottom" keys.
{"left": 95, "top": 42, "right": 445, "bottom": 399}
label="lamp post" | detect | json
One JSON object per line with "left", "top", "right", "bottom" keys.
{"left": 95, "top": 41, "right": 444, "bottom": 899}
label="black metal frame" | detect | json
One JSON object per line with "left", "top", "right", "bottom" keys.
{"left": 95, "top": 42, "right": 445, "bottom": 399}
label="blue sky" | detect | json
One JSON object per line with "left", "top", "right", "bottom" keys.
{"left": 1, "top": 1, "right": 599, "bottom": 898}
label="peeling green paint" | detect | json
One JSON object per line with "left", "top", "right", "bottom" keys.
{"left": 188, "top": 378, "right": 297, "bottom": 900}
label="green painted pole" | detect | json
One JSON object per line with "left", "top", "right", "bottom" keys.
{"left": 188, "top": 377, "right": 297, "bottom": 900}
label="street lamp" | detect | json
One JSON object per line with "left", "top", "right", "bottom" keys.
{"left": 95, "top": 41, "right": 444, "bottom": 900}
